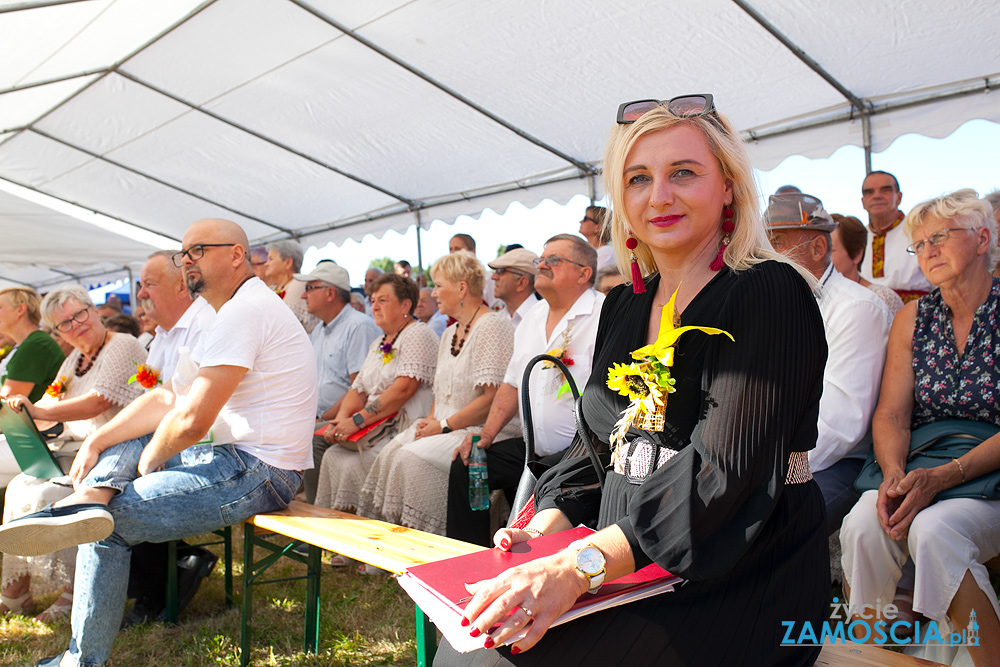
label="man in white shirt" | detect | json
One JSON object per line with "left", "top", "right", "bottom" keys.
{"left": 446, "top": 234, "right": 604, "bottom": 546}
{"left": 487, "top": 248, "right": 539, "bottom": 329}
{"left": 0, "top": 218, "right": 318, "bottom": 667}
{"left": 766, "top": 193, "right": 891, "bottom": 533}
{"left": 413, "top": 288, "right": 448, "bottom": 337}
{"left": 124, "top": 250, "right": 218, "bottom": 627}
{"left": 295, "top": 261, "right": 380, "bottom": 503}
{"left": 859, "top": 171, "right": 932, "bottom": 301}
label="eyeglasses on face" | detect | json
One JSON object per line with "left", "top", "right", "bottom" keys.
{"left": 54, "top": 306, "right": 91, "bottom": 333}
{"left": 533, "top": 254, "right": 585, "bottom": 269}
{"left": 171, "top": 243, "right": 237, "bottom": 268}
{"left": 493, "top": 267, "right": 528, "bottom": 277}
{"left": 304, "top": 284, "right": 332, "bottom": 292}
{"left": 617, "top": 94, "right": 720, "bottom": 126}
{"left": 906, "top": 228, "right": 971, "bottom": 256}
{"left": 580, "top": 216, "right": 598, "bottom": 224}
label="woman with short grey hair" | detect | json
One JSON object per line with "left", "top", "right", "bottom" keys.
{"left": 0, "top": 284, "right": 147, "bottom": 622}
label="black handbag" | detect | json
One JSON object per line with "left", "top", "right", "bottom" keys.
{"left": 507, "top": 354, "right": 607, "bottom": 524}
{"left": 854, "top": 418, "right": 1000, "bottom": 501}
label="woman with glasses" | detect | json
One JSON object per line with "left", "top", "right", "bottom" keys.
{"left": 355, "top": 251, "right": 516, "bottom": 538}
{"left": 435, "top": 96, "right": 829, "bottom": 666}
{"left": 841, "top": 190, "right": 1000, "bottom": 666}
{"left": 0, "top": 285, "right": 146, "bottom": 622}
{"left": 314, "top": 273, "right": 439, "bottom": 535}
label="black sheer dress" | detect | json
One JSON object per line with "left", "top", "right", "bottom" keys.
{"left": 436, "top": 261, "right": 831, "bottom": 667}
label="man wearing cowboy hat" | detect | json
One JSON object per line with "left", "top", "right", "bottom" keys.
{"left": 765, "top": 193, "right": 891, "bottom": 534}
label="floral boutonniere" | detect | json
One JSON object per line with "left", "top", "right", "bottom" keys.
{"left": 45, "top": 376, "right": 68, "bottom": 398}
{"left": 542, "top": 322, "right": 577, "bottom": 397}
{"left": 379, "top": 340, "right": 395, "bottom": 364}
{"left": 128, "top": 363, "right": 162, "bottom": 390}
{"left": 606, "top": 286, "right": 733, "bottom": 453}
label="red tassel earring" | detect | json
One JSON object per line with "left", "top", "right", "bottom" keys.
{"left": 627, "top": 234, "right": 645, "bottom": 294}
{"left": 710, "top": 206, "right": 735, "bottom": 271}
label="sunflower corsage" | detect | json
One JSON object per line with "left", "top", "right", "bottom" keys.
{"left": 607, "top": 286, "right": 733, "bottom": 454}
{"left": 128, "top": 363, "right": 162, "bottom": 390}
{"left": 45, "top": 376, "right": 68, "bottom": 398}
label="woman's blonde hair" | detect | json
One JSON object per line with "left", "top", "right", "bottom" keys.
{"left": 603, "top": 105, "right": 804, "bottom": 282}
{"left": 430, "top": 251, "right": 485, "bottom": 298}
{"left": 0, "top": 287, "right": 43, "bottom": 325}
{"left": 904, "top": 189, "right": 998, "bottom": 269}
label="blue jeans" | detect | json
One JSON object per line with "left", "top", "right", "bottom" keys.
{"left": 65, "top": 436, "right": 301, "bottom": 666}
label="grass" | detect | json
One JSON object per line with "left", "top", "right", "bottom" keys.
{"left": 0, "top": 526, "right": 421, "bottom": 666}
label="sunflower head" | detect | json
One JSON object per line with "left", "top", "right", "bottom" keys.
{"left": 607, "top": 362, "right": 651, "bottom": 400}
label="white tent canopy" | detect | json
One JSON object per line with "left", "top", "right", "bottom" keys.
{"left": 0, "top": 0, "right": 997, "bottom": 289}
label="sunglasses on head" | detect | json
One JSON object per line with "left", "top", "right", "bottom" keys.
{"left": 617, "top": 94, "right": 720, "bottom": 125}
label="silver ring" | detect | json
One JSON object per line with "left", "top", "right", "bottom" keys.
{"left": 522, "top": 607, "right": 533, "bottom": 618}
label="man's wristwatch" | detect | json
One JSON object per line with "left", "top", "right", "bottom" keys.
{"left": 352, "top": 413, "right": 365, "bottom": 428}
{"left": 568, "top": 539, "right": 606, "bottom": 594}
{"left": 440, "top": 418, "right": 452, "bottom": 434}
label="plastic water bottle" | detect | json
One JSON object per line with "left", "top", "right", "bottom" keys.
{"left": 172, "top": 346, "right": 214, "bottom": 466}
{"left": 468, "top": 435, "right": 490, "bottom": 511}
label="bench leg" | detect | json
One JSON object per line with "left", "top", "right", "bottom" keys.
{"left": 240, "top": 525, "right": 255, "bottom": 667}
{"left": 165, "top": 539, "right": 179, "bottom": 624}
{"left": 415, "top": 604, "right": 437, "bottom": 667}
{"left": 304, "top": 544, "right": 321, "bottom": 653}
{"left": 223, "top": 526, "right": 233, "bottom": 609}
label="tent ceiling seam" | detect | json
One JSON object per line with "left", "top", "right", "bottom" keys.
{"left": 0, "top": 0, "right": 91, "bottom": 15}
{"left": 731, "top": 0, "right": 869, "bottom": 114}
{"left": 286, "top": 0, "right": 596, "bottom": 178}
{"left": 0, "top": 68, "right": 108, "bottom": 97}
{"left": 10, "top": 1, "right": 219, "bottom": 156}
{"left": 114, "top": 70, "right": 418, "bottom": 208}
{"left": 28, "top": 127, "right": 296, "bottom": 235}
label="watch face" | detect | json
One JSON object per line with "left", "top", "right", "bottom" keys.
{"left": 577, "top": 546, "right": 604, "bottom": 575}
{"left": 353, "top": 414, "right": 365, "bottom": 426}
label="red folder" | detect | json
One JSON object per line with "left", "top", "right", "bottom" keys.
{"left": 313, "top": 413, "right": 397, "bottom": 441}
{"left": 397, "top": 526, "right": 680, "bottom": 652}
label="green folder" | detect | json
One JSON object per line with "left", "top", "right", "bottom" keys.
{"left": 0, "top": 399, "right": 64, "bottom": 479}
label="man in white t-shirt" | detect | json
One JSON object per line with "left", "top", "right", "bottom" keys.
{"left": 445, "top": 234, "right": 604, "bottom": 547}
{"left": 0, "top": 218, "right": 318, "bottom": 667}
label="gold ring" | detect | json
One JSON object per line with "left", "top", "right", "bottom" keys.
{"left": 522, "top": 607, "right": 533, "bottom": 618}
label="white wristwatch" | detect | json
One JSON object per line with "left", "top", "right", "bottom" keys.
{"left": 568, "top": 539, "right": 606, "bottom": 594}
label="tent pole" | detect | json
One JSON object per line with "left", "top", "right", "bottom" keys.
{"left": 862, "top": 114, "right": 873, "bottom": 174}
{"left": 415, "top": 210, "right": 424, "bottom": 277}
{"left": 127, "top": 267, "right": 136, "bottom": 316}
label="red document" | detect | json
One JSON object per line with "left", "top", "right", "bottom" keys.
{"left": 397, "top": 526, "right": 680, "bottom": 652}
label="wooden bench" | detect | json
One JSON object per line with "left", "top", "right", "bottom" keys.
{"left": 240, "top": 501, "right": 948, "bottom": 667}
{"left": 240, "top": 500, "right": 484, "bottom": 667}
{"left": 815, "top": 644, "right": 945, "bottom": 666}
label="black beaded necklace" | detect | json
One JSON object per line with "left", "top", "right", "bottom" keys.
{"left": 450, "top": 305, "right": 482, "bottom": 356}
{"left": 378, "top": 318, "right": 411, "bottom": 361}
{"left": 75, "top": 330, "right": 108, "bottom": 378}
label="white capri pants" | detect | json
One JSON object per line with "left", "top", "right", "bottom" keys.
{"left": 841, "top": 490, "right": 1000, "bottom": 624}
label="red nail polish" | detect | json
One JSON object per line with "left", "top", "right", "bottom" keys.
{"left": 460, "top": 617, "right": 470, "bottom": 627}
{"left": 470, "top": 627, "right": 481, "bottom": 637}
{"left": 484, "top": 637, "right": 495, "bottom": 649}
{"left": 500, "top": 538, "right": 510, "bottom": 549}
{"left": 511, "top": 646, "right": 521, "bottom": 655}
